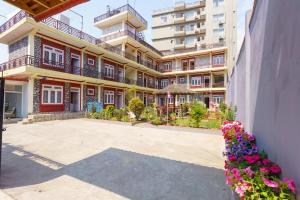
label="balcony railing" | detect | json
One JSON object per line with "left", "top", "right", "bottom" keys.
{"left": 0, "top": 55, "right": 159, "bottom": 89}
{"left": 101, "top": 30, "right": 162, "bottom": 56}
{"left": 212, "top": 82, "right": 225, "bottom": 88}
{"left": 0, "top": 11, "right": 29, "bottom": 34}
{"left": 0, "top": 55, "right": 34, "bottom": 71}
{"left": 94, "top": 4, "right": 147, "bottom": 27}
{"left": 161, "top": 42, "right": 226, "bottom": 56}
{"left": 0, "top": 11, "right": 124, "bottom": 58}
{"left": 123, "top": 51, "right": 159, "bottom": 71}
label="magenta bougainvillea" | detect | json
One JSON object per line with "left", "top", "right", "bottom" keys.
{"left": 222, "top": 121, "right": 296, "bottom": 199}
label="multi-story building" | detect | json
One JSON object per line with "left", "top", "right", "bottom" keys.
{"left": 0, "top": 2, "right": 230, "bottom": 119}
{"left": 152, "top": 0, "right": 237, "bottom": 73}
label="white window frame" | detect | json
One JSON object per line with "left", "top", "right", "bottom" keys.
{"left": 104, "top": 63, "right": 115, "bottom": 78}
{"left": 104, "top": 90, "right": 114, "bottom": 104}
{"left": 179, "top": 77, "right": 185, "bottom": 84}
{"left": 43, "top": 44, "right": 64, "bottom": 68}
{"left": 42, "top": 84, "right": 63, "bottom": 105}
{"left": 213, "top": 95, "right": 224, "bottom": 104}
{"left": 213, "top": 0, "right": 224, "bottom": 7}
{"left": 162, "top": 62, "right": 172, "bottom": 71}
{"left": 87, "top": 88, "right": 95, "bottom": 96}
{"left": 179, "top": 95, "right": 186, "bottom": 104}
{"left": 213, "top": 55, "right": 225, "bottom": 65}
{"left": 191, "top": 76, "right": 202, "bottom": 86}
{"left": 168, "top": 96, "right": 174, "bottom": 104}
{"left": 87, "top": 58, "right": 95, "bottom": 66}
{"left": 161, "top": 79, "right": 169, "bottom": 88}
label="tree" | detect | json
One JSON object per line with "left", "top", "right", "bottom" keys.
{"left": 190, "top": 102, "right": 207, "bottom": 126}
{"left": 125, "top": 86, "right": 136, "bottom": 105}
{"left": 128, "top": 97, "right": 145, "bottom": 120}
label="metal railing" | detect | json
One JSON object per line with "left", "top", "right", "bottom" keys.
{"left": 212, "top": 82, "right": 225, "bottom": 88}
{"left": 161, "top": 42, "right": 226, "bottom": 56}
{"left": 0, "top": 11, "right": 29, "bottom": 34}
{"left": 94, "top": 4, "right": 147, "bottom": 27}
{"left": 100, "top": 30, "right": 162, "bottom": 56}
{"left": 0, "top": 55, "right": 150, "bottom": 87}
{"left": 0, "top": 55, "right": 34, "bottom": 71}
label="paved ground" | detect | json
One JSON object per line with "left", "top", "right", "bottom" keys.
{"left": 0, "top": 119, "right": 231, "bottom": 200}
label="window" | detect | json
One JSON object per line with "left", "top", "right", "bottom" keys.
{"left": 179, "top": 77, "right": 185, "bottom": 84}
{"left": 104, "top": 91, "right": 114, "bottom": 104}
{"left": 88, "top": 58, "right": 95, "bottom": 66}
{"left": 168, "top": 97, "right": 174, "bottom": 104}
{"left": 213, "top": 95, "right": 224, "bottom": 104}
{"left": 213, "top": 54, "right": 225, "bottom": 65}
{"left": 213, "top": 0, "right": 224, "bottom": 7}
{"left": 179, "top": 95, "right": 186, "bottom": 104}
{"left": 87, "top": 88, "right": 95, "bottom": 96}
{"left": 213, "top": 13, "right": 225, "bottom": 22}
{"left": 42, "top": 85, "right": 63, "bottom": 105}
{"left": 191, "top": 76, "right": 202, "bottom": 86}
{"left": 160, "top": 16, "right": 167, "bottom": 23}
{"left": 104, "top": 63, "right": 114, "bottom": 78}
{"left": 161, "top": 79, "right": 169, "bottom": 88}
{"left": 213, "top": 28, "right": 225, "bottom": 38}
{"left": 162, "top": 62, "right": 172, "bottom": 71}
{"left": 43, "top": 45, "right": 64, "bottom": 68}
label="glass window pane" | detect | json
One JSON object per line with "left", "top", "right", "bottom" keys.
{"left": 50, "top": 91, "right": 55, "bottom": 103}
{"left": 43, "top": 90, "right": 48, "bottom": 103}
{"left": 57, "top": 91, "right": 62, "bottom": 103}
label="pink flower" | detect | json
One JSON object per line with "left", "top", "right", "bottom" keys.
{"left": 262, "top": 177, "right": 279, "bottom": 188}
{"left": 235, "top": 182, "right": 251, "bottom": 197}
{"left": 244, "top": 155, "right": 260, "bottom": 164}
{"left": 283, "top": 178, "right": 296, "bottom": 193}
{"left": 260, "top": 167, "right": 270, "bottom": 174}
{"left": 270, "top": 165, "right": 281, "bottom": 174}
{"left": 262, "top": 159, "right": 271, "bottom": 165}
{"left": 228, "top": 155, "right": 237, "bottom": 161}
{"left": 243, "top": 167, "right": 255, "bottom": 178}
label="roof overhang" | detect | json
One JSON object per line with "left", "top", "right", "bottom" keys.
{"left": 4, "top": 0, "right": 89, "bottom": 21}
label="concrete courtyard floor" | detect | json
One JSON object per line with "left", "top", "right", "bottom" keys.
{"left": 0, "top": 119, "right": 231, "bottom": 200}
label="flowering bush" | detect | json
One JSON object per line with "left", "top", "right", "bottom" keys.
{"left": 222, "top": 121, "right": 296, "bottom": 199}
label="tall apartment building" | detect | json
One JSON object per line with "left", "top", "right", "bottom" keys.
{"left": 152, "top": 0, "right": 237, "bottom": 73}
{"left": 0, "top": 3, "right": 230, "bottom": 119}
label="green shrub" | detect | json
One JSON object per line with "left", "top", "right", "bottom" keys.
{"left": 174, "top": 118, "right": 190, "bottom": 127}
{"left": 151, "top": 116, "right": 164, "bottom": 125}
{"left": 90, "top": 112, "right": 101, "bottom": 119}
{"left": 219, "top": 101, "right": 227, "bottom": 113}
{"left": 169, "top": 112, "right": 177, "bottom": 121}
{"left": 179, "top": 102, "right": 190, "bottom": 117}
{"left": 225, "top": 108, "right": 236, "bottom": 121}
{"left": 128, "top": 98, "right": 145, "bottom": 120}
{"left": 142, "top": 106, "right": 157, "bottom": 121}
{"left": 104, "top": 105, "right": 115, "bottom": 119}
{"left": 113, "top": 108, "right": 127, "bottom": 121}
{"left": 190, "top": 102, "right": 207, "bottom": 126}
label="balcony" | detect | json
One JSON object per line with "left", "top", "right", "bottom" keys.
{"left": 200, "top": 14, "right": 206, "bottom": 21}
{"left": 0, "top": 11, "right": 127, "bottom": 59}
{"left": 174, "top": 15, "right": 185, "bottom": 23}
{"left": 212, "top": 82, "right": 225, "bottom": 88}
{"left": 174, "top": 1, "right": 185, "bottom": 10}
{"left": 174, "top": 29, "right": 185, "bottom": 36}
{"left": 94, "top": 4, "right": 147, "bottom": 31}
{"left": 195, "top": 28, "right": 206, "bottom": 34}
{"left": 174, "top": 43, "right": 185, "bottom": 50}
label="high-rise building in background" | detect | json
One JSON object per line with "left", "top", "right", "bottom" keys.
{"left": 152, "top": 0, "right": 237, "bottom": 73}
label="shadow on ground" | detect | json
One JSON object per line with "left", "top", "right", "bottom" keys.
{"left": 0, "top": 144, "right": 230, "bottom": 200}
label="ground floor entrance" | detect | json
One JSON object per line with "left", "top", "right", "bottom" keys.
{"left": 70, "top": 87, "right": 80, "bottom": 112}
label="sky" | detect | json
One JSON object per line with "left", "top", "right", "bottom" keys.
{"left": 0, "top": 0, "right": 253, "bottom": 63}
